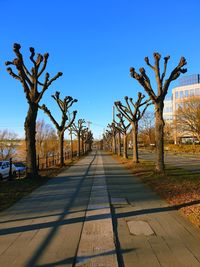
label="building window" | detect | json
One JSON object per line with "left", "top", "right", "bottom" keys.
{"left": 190, "top": 89, "right": 194, "bottom": 96}
{"left": 180, "top": 91, "right": 184, "bottom": 99}
{"left": 175, "top": 91, "right": 179, "bottom": 99}
{"left": 195, "top": 88, "right": 200, "bottom": 95}
{"left": 185, "top": 90, "right": 189, "bottom": 97}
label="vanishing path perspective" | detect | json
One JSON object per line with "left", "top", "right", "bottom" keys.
{"left": 0, "top": 151, "right": 200, "bottom": 267}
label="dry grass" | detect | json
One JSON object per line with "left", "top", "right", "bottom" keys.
{"left": 113, "top": 155, "right": 200, "bottom": 228}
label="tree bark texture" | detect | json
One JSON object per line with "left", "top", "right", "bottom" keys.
{"left": 77, "top": 133, "right": 81, "bottom": 156}
{"left": 58, "top": 131, "right": 64, "bottom": 166}
{"left": 132, "top": 123, "right": 139, "bottom": 163}
{"left": 117, "top": 131, "right": 121, "bottom": 156}
{"left": 123, "top": 134, "right": 128, "bottom": 159}
{"left": 155, "top": 102, "right": 165, "bottom": 172}
{"left": 25, "top": 104, "right": 38, "bottom": 178}
{"left": 112, "top": 135, "right": 117, "bottom": 154}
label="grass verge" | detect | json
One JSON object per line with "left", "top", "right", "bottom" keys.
{"left": 113, "top": 155, "right": 200, "bottom": 228}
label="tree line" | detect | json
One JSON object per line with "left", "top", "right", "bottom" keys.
{"left": 103, "top": 53, "right": 187, "bottom": 174}
{"left": 4, "top": 43, "right": 93, "bottom": 178}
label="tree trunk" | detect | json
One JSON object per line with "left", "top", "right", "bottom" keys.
{"left": 84, "top": 143, "right": 87, "bottom": 154}
{"left": 112, "top": 135, "right": 117, "bottom": 154}
{"left": 70, "top": 132, "right": 73, "bottom": 159}
{"left": 25, "top": 104, "right": 38, "bottom": 178}
{"left": 58, "top": 131, "right": 64, "bottom": 166}
{"left": 81, "top": 138, "right": 84, "bottom": 155}
{"left": 117, "top": 131, "right": 121, "bottom": 156}
{"left": 132, "top": 123, "right": 139, "bottom": 163}
{"left": 77, "top": 133, "right": 81, "bottom": 156}
{"left": 123, "top": 133, "right": 128, "bottom": 159}
{"left": 155, "top": 101, "right": 165, "bottom": 173}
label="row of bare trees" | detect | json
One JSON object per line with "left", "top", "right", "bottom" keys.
{"left": 5, "top": 43, "right": 93, "bottom": 178}
{"left": 103, "top": 53, "right": 187, "bottom": 174}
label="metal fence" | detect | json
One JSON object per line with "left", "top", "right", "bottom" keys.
{"left": 37, "top": 150, "right": 78, "bottom": 170}
{"left": 4, "top": 150, "right": 79, "bottom": 180}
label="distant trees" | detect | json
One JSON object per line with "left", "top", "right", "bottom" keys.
{"left": 0, "top": 130, "right": 19, "bottom": 160}
{"left": 39, "top": 91, "right": 77, "bottom": 166}
{"left": 130, "top": 53, "right": 187, "bottom": 173}
{"left": 115, "top": 93, "right": 150, "bottom": 163}
{"left": 107, "top": 123, "right": 117, "bottom": 154}
{"left": 114, "top": 113, "right": 130, "bottom": 158}
{"left": 103, "top": 131, "right": 112, "bottom": 151}
{"left": 175, "top": 96, "right": 200, "bottom": 141}
{"left": 71, "top": 119, "right": 86, "bottom": 156}
{"left": 81, "top": 129, "right": 94, "bottom": 153}
{"left": 5, "top": 43, "right": 62, "bottom": 178}
{"left": 36, "top": 119, "right": 58, "bottom": 157}
{"left": 139, "top": 111, "right": 155, "bottom": 146}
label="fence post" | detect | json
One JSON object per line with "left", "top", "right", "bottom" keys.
{"left": 53, "top": 153, "right": 55, "bottom": 166}
{"left": 57, "top": 153, "right": 59, "bottom": 165}
{"left": 9, "top": 157, "right": 13, "bottom": 180}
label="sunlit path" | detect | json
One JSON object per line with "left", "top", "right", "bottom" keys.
{"left": 1, "top": 151, "right": 200, "bottom": 266}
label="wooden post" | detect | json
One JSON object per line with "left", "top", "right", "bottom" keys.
{"left": 9, "top": 158, "right": 13, "bottom": 180}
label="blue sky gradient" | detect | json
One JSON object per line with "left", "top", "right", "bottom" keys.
{"left": 0, "top": 0, "right": 200, "bottom": 138}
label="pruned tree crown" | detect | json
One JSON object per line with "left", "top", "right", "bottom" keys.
{"left": 130, "top": 53, "right": 187, "bottom": 102}
{"left": 40, "top": 91, "right": 77, "bottom": 132}
{"left": 5, "top": 43, "right": 63, "bottom": 105}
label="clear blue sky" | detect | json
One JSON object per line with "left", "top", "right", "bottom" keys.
{"left": 0, "top": 0, "right": 200, "bottom": 139}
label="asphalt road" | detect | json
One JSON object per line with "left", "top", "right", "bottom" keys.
{"left": 136, "top": 150, "right": 200, "bottom": 172}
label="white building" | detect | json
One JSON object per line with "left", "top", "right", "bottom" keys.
{"left": 164, "top": 74, "right": 200, "bottom": 143}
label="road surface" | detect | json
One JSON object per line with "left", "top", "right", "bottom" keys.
{"left": 137, "top": 149, "right": 200, "bottom": 172}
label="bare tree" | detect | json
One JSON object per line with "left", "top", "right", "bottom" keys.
{"left": 0, "top": 130, "right": 19, "bottom": 160}
{"left": 115, "top": 93, "right": 150, "bottom": 163}
{"left": 130, "top": 53, "right": 187, "bottom": 173}
{"left": 175, "top": 96, "right": 200, "bottom": 142}
{"left": 5, "top": 43, "right": 62, "bottom": 178}
{"left": 71, "top": 119, "right": 86, "bottom": 156}
{"left": 39, "top": 92, "right": 77, "bottom": 166}
{"left": 139, "top": 111, "right": 155, "bottom": 146}
{"left": 107, "top": 123, "right": 118, "bottom": 154}
{"left": 114, "top": 113, "right": 131, "bottom": 158}
{"left": 103, "top": 131, "right": 112, "bottom": 151}
{"left": 36, "top": 119, "right": 58, "bottom": 157}
{"left": 83, "top": 129, "right": 93, "bottom": 153}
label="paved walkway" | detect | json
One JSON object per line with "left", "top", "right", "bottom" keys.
{"left": 0, "top": 151, "right": 200, "bottom": 266}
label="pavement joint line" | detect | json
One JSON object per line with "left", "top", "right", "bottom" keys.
{"left": 74, "top": 151, "right": 119, "bottom": 267}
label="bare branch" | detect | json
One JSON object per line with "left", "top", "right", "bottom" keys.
{"left": 6, "top": 67, "right": 21, "bottom": 81}
{"left": 38, "top": 53, "right": 49, "bottom": 77}
{"left": 47, "top": 72, "right": 63, "bottom": 88}
{"left": 65, "top": 110, "right": 77, "bottom": 130}
{"left": 144, "top": 56, "right": 155, "bottom": 70}
{"left": 163, "top": 56, "right": 187, "bottom": 96}
{"left": 161, "top": 55, "right": 170, "bottom": 84}
{"left": 39, "top": 104, "right": 60, "bottom": 130}
{"left": 130, "top": 67, "right": 157, "bottom": 102}
{"left": 29, "top": 47, "right": 36, "bottom": 66}
{"left": 153, "top": 53, "right": 162, "bottom": 95}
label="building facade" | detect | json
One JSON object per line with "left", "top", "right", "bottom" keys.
{"left": 163, "top": 74, "right": 200, "bottom": 144}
